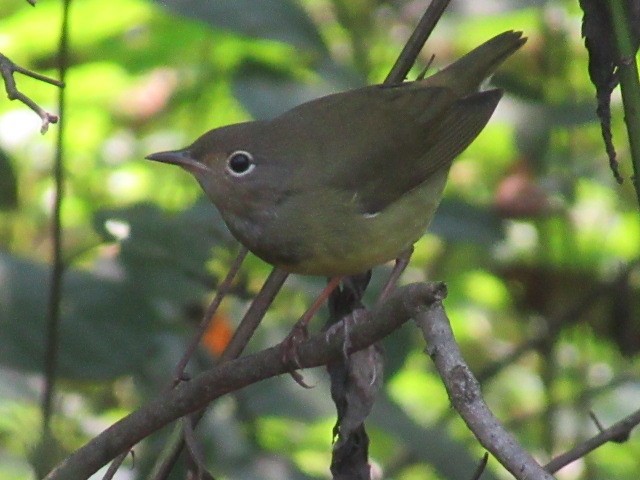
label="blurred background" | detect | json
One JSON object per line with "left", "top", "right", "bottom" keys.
{"left": 0, "top": 0, "right": 639, "bottom": 478}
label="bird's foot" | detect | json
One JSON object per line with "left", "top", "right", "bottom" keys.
{"left": 280, "top": 320, "right": 314, "bottom": 388}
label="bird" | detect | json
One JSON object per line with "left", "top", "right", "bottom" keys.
{"left": 146, "top": 31, "right": 526, "bottom": 358}
{"left": 146, "top": 31, "right": 525, "bottom": 282}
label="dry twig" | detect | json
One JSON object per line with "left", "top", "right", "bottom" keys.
{"left": 0, "top": 53, "right": 64, "bottom": 133}
{"left": 545, "top": 408, "right": 640, "bottom": 473}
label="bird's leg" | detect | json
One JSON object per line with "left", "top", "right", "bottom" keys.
{"left": 281, "top": 275, "right": 344, "bottom": 373}
{"left": 376, "top": 246, "right": 414, "bottom": 306}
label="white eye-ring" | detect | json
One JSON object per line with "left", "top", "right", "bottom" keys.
{"left": 226, "top": 150, "right": 255, "bottom": 177}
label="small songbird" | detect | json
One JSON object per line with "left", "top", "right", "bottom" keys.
{"left": 147, "top": 31, "right": 525, "bottom": 278}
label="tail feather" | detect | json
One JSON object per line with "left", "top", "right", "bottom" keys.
{"left": 423, "top": 30, "right": 526, "bottom": 95}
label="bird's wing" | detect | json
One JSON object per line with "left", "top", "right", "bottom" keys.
{"left": 360, "top": 88, "right": 502, "bottom": 214}
{"left": 323, "top": 85, "right": 504, "bottom": 214}
{"left": 266, "top": 83, "right": 502, "bottom": 215}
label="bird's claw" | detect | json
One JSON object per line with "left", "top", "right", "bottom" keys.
{"left": 281, "top": 322, "right": 314, "bottom": 388}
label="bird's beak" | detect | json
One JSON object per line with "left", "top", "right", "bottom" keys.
{"left": 145, "top": 149, "right": 209, "bottom": 174}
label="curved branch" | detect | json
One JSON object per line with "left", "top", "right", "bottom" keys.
{"left": 414, "top": 302, "right": 555, "bottom": 480}
{"left": 44, "top": 282, "right": 446, "bottom": 480}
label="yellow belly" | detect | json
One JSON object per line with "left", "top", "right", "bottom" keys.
{"left": 267, "top": 169, "right": 449, "bottom": 276}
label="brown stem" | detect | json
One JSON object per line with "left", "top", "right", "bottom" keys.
{"left": 385, "top": 0, "right": 452, "bottom": 84}
{"left": 41, "top": 0, "right": 71, "bottom": 442}
{"left": 102, "top": 247, "right": 250, "bottom": 479}
{"left": 148, "top": 267, "right": 289, "bottom": 480}
{"left": 170, "top": 246, "right": 248, "bottom": 388}
{"left": 544, "top": 408, "right": 640, "bottom": 474}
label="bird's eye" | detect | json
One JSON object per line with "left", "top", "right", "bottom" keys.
{"left": 226, "top": 150, "right": 255, "bottom": 177}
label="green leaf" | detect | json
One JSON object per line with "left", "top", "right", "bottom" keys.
{"left": 0, "top": 149, "right": 17, "bottom": 211}
{"left": 232, "top": 59, "right": 362, "bottom": 119}
{"left": 93, "top": 200, "right": 233, "bottom": 304}
{"left": 430, "top": 199, "right": 504, "bottom": 245}
{"left": 152, "top": 0, "right": 327, "bottom": 54}
{"left": 0, "top": 252, "right": 159, "bottom": 379}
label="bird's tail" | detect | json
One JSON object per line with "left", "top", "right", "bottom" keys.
{"left": 424, "top": 30, "right": 526, "bottom": 95}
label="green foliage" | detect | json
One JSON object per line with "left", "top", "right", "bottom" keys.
{"left": 0, "top": 1, "right": 639, "bottom": 479}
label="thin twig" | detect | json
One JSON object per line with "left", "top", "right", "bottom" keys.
{"left": 149, "top": 267, "right": 289, "bottom": 480}
{"left": 44, "top": 282, "right": 441, "bottom": 480}
{"left": 170, "top": 246, "right": 248, "bottom": 388}
{"left": 102, "top": 248, "right": 249, "bottom": 479}
{"left": 183, "top": 417, "right": 214, "bottom": 479}
{"left": 41, "top": 0, "right": 71, "bottom": 439}
{"left": 219, "top": 268, "right": 289, "bottom": 362}
{"left": 588, "top": 410, "right": 606, "bottom": 433}
{"left": 544, "top": 408, "right": 640, "bottom": 473}
{"left": 469, "top": 453, "right": 489, "bottom": 480}
{"left": 0, "top": 53, "right": 64, "bottom": 133}
{"left": 385, "top": 0, "right": 452, "bottom": 84}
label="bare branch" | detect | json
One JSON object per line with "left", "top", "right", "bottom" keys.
{"left": 45, "top": 282, "right": 442, "bottom": 480}
{"left": 544, "top": 408, "right": 640, "bottom": 473}
{"left": 170, "top": 246, "right": 248, "bottom": 388}
{"left": 385, "top": 0, "right": 452, "bottom": 83}
{"left": 0, "top": 53, "right": 64, "bottom": 133}
{"left": 414, "top": 300, "right": 555, "bottom": 480}
{"left": 108, "top": 266, "right": 286, "bottom": 480}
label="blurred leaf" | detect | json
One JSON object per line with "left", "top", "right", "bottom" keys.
{"left": 0, "top": 149, "right": 17, "bottom": 210}
{"left": 232, "top": 59, "right": 362, "bottom": 119}
{"left": 370, "top": 394, "right": 501, "bottom": 480}
{"left": 152, "top": 0, "right": 327, "bottom": 54}
{"left": 0, "top": 252, "right": 158, "bottom": 379}
{"left": 93, "top": 200, "right": 234, "bottom": 304}
{"left": 94, "top": 201, "right": 232, "bottom": 315}
{"left": 430, "top": 199, "right": 504, "bottom": 245}
{"left": 0, "top": 452, "right": 31, "bottom": 480}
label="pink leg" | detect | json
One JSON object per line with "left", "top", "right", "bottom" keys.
{"left": 282, "top": 276, "right": 344, "bottom": 377}
{"left": 376, "top": 246, "right": 414, "bottom": 306}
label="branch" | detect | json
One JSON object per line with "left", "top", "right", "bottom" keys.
{"left": 44, "top": 282, "right": 445, "bottom": 480}
{"left": 170, "top": 246, "right": 248, "bottom": 387}
{"left": 414, "top": 301, "right": 555, "bottom": 480}
{"left": 103, "top": 247, "right": 251, "bottom": 479}
{"left": 41, "top": 0, "right": 71, "bottom": 448}
{"left": 544, "top": 407, "right": 640, "bottom": 473}
{"left": 385, "top": 0, "right": 452, "bottom": 83}
{"left": 146, "top": 266, "right": 289, "bottom": 480}
{"left": 0, "top": 53, "right": 64, "bottom": 133}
